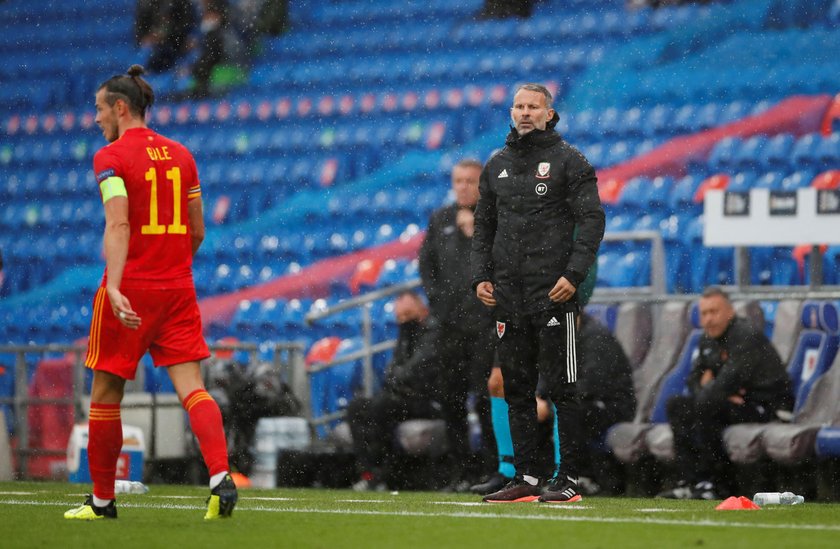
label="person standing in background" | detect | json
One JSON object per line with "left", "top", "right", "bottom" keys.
{"left": 419, "top": 159, "right": 496, "bottom": 489}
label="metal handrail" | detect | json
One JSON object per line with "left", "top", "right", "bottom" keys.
{"left": 0, "top": 341, "right": 306, "bottom": 479}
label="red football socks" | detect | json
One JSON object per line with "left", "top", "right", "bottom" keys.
{"left": 183, "top": 389, "right": 229, "bottom": 477}
{"left": 88, "top": 402, "right": 122, "bottom": 501}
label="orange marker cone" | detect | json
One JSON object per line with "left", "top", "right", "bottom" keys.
{"left": 230, "top": 472, "right": 252, "bottom": 489}
{"left": 715, "top": 496, "right": 761, "bottom": 510}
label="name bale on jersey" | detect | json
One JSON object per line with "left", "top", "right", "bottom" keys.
{"left": 146, "top": 146, "right": 172, "bottom": 161}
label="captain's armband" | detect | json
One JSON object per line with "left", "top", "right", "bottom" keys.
{"left": 99, "top": 176, "right": 127, "bottom": 203}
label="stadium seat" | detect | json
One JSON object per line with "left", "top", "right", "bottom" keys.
{"left": 780, "top": 170, "right": 816, "bottom": 191}
{"left": 761, "top": 350, "right": 840, "bottom": 464}
{"left": 811, "top": 170, "right": 840, "bottom": 189}
{"left": 606, "top": 300, "right": 692, "bottom": 463}
{"left": 708, "top": 137, "right": 741, "bottom": 172}
{"left": 668, "top": 175, "right": 702, "bottom": 214}
{"left": 724, "top": 301, "right": 840, "bottom": 464}
{"left": 790, "top": 133, "right": 822, "bottom": 170}
{"left": 753, "top": 171, "right": 786, "bottom": 191}
{"left": 732, "top": 135, "right": 768, "bottom": 171}
{"left": 725, "top": 171, "right": 758, "bottom": 193}
{"left": 758, "top": 133, "right": 795, "bottom": 171}
{"left": 584, "top": 303, "right": 619, "bottom": 333}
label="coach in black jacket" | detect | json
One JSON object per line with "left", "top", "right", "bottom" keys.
{"left": 471, "top": 83, "right": 605, "bottom": 503}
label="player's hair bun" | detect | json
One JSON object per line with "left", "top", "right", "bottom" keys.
{"left": 127, "top": 64, "right": 146, "bottom": 78}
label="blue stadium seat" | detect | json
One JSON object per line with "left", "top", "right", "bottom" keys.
{"left": 732, "top": 135, "right": 768, "bottom": 172}
{"left": 790, "top": 133, "right": 822, "bottom": 170}
{"left": 584, "top": 303, "right": 619, "bottom": 332}
{"left": 707, "top": 136, "right": 741, "bottom": 172}
{"left": 642, "top": 105, "right": 674, "bottom": 138}
{"left": 648, "top": 303, "right": 703, "bottom": 423}
{"left": 815, "top": 133, "right": 840, "bottom": 170}
{"left": 255, "top": 298, "right": 286, "bottom": 340}
{"left": 668, "top": 175, "right": 702, "bottom": 214}
{"left": 758, "top": 133, "right": 795, "bottom": 171}
{"left": 726, "top": 171, "right": 759, "bottom": 193}
{"left": 786, "top": 301, "right": 839, "bottom": 414}
{"left": 753, "top": 171, "right": 786, "bottom": 190}
{"left": 780, "top": 170, "right": 816, "bottom": 191}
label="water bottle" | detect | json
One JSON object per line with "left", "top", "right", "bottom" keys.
{"left": 752, "top": 491, "right": 804, "bottom": 505}
{"left": 467, "top": 410, "right": 482, "bottom": 453}
{"left": 114, "top": 480, "right": 149, "bottom": 494}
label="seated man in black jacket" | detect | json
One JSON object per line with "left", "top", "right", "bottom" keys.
{"left": 346, "top": 290, "right": 441, "bottom": 491}
{"left": 572, "top": 312, "right": 636, "bottom": 494}
{"left": 658, "top": 286, "right": 793, "bottom": 500}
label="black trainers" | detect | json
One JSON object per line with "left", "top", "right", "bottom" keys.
{"left": 690, "top": 480, "right": 719, "bottom": 500}
{"left": 205, "top": 474, "right": 238, "bottom": 520}
{"left": 482, "top": 476, "right": 541, "bottom": 503}
{"left": 539, "top": 477, "right": 583, "bottom": 503}
{"left": 470, "top": 473, "right": 511, "bottom": 496}
{"left": 64, "top": 495, "right": 117, "bottom": 520}
{"left": 656, "top": 480, "right": 694, "bottom": 499}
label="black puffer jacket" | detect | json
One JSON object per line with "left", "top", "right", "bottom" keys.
{"left": 419, "top": 204, "right": 492, "bottom": 332}
{"left": 689, "top": 316, "right": 794, "bottom": 411}
{"left": 382, "top": 318, "right": 440, "bottom": 398}
{"left": 470, "top": 113, "right": 605, "bottom": 318}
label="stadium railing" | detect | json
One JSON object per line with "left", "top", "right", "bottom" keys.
{"left": 0, "top": 341, "right": 306, "bottom": 480}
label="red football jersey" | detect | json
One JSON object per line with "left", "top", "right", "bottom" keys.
{"left": 93, "top": 127, "right": 202, "bottom": 290}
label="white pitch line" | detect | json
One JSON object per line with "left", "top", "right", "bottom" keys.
{"left": 336, "top": 499, "right": 393, "bottom": 503}
{"left": 431, "top": 501, "right": 591, "bottom": 509}
{"left": 3, "top": 498, "right": 839, "bottom": 532}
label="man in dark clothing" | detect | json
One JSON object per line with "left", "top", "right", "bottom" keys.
{"left": 658, "top": 287, "right": 793, "bottom": 500}
{"left": 346, "top": 290, "right": 442, "bottom": 491}
{"left": 575, "top": 313, "right": 635, "bottom": 493}
{"left": 136, "top": 0, "right": 197, "bottom": 73}
{"left": 419, "top": 158, "right": 495, "bottom": 487}
{"left": 471, "top": 83, "right": 605, "bottom": 503}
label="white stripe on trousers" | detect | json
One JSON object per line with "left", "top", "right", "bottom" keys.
{"left": 566, "top": 311, "right": 577, "bottom": 383}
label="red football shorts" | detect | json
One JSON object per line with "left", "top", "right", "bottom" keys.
{"left": 85, "top": 287, "right": 210, "bottom": 379}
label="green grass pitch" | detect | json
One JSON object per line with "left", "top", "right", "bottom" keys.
{"left": 1, "top": 481, "right": 839, "bottom": 548}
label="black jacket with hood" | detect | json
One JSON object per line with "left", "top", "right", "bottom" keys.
{"left": 470, "top": 112, "right": 605, "bottom": 319}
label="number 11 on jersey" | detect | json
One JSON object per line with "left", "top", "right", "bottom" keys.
{"left": 142, "top": 166, "right": 187, "bottom": 235}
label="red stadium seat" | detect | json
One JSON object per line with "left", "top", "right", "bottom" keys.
{"left": 693, "top": 173, "right": 730, "bottom": 203}
{"left": 811, "top": 170, "right": 840, "bottom": 190}
{"left": 305, "top": 336, "right": 342, "bottom": 368}
{"left": 598, "top": 177, "right": 625, "bottom": 204}
{"left": 349, "top": 257, "right": 385, "bottom": 295}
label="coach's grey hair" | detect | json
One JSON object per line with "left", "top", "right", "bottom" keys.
{"left": 514, "top": 83, "right": 553, "bottom": 110}
{"left": 454, "top": 158, "right": 482, "bottom": 171}
{"left": 701, "top": 286, "right": 730, "bottom": 301}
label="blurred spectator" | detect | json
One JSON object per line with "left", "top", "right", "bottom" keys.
{"left": 234, "top": 0, "right": 289, "bottom": 39}
{"left": 136, "top": 0, "right": 198, "bottom": 73}
{"left": 346, "top": 290, "right": 443, "bottom": 491}
{"left": 191, "top": 0, "right": 230, "bottom": 97}
{"left": 479, "top": 0, "right": 533, "bottom": 18}
{"left": 185, "top": 0, "right": 247, "bottom": 98}
{"left": 627, "top": 0, "right": 713, "bottom": 8}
